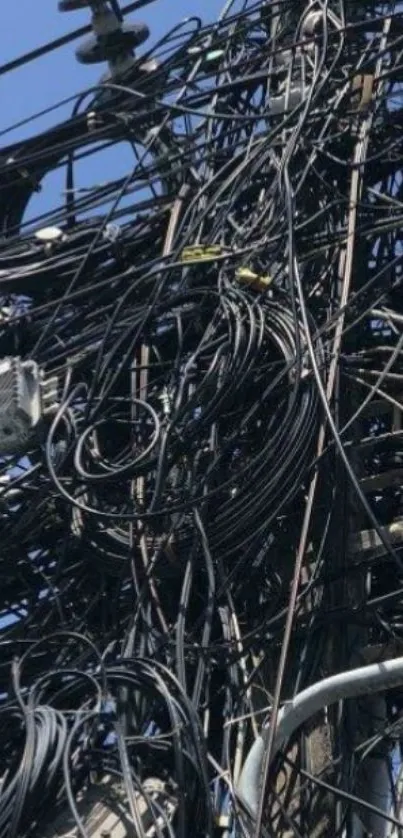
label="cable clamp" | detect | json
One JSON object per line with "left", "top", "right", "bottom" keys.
{"left": 87, "top": 111, "right": 100, "bottom": 132}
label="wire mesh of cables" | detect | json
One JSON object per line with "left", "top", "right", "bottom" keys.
{"left": 0, "top": 0, "right": 402, "bottom": 836}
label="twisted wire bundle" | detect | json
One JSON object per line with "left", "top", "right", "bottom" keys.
{"left": 0, "top": 0, "right": 402, "bottom": 836}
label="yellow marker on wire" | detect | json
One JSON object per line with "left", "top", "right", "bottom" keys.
{"left": 236, "top": 267, "right": 272, "bottom": 292}
{"left": 180, "top": 245, "right": 224, "bottom": 262}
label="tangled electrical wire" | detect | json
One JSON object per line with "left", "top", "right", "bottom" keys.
{"left": 0, "top": 0, "right": 402, "bottom": 836}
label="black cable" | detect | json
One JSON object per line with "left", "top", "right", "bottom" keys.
{"left": 0, "top": 1, "right": 402, "bottom": 837}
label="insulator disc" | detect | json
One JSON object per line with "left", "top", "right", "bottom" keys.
{"left": 58, "top": 0, "right": 90, "bottom": 11}
{"left": 75, "top": 22, "right": 149, "bottom": 64}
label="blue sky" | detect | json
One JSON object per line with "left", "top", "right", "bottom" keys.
{"left": 0, "top": 1, "right": 224, "bottom": 224}
{"left": 1, "top": 0, "right": 224, "bottom": 131}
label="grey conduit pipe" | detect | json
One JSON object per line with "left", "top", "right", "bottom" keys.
{"left": 238, "top": 656, "right": 403, "bottom": 815}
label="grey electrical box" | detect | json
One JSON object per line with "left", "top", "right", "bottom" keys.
{"left": 0, "top": 357, "right": 42, "bottom": 455}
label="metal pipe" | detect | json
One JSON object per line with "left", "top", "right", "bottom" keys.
{"left": 238, "top": 657, "right": 403, "bottom": 816}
